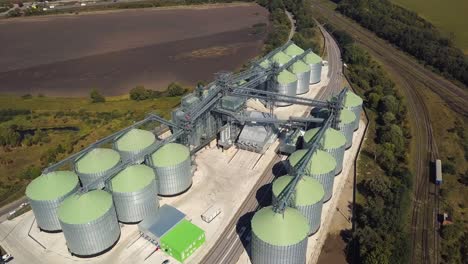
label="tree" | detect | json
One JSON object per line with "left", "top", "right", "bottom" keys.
{"left": 376, "top": 143, "right": 397, "bottom": 172}
{"left": 167, "top": 82, "right": 185, "bottom": 97}
{"left": 130, "top": 86, "right": 151, "bottom": 101}
{"left": 381, "top": 112, "right": 396, "bottom": 125}
{"left": 90, "top": 89, "right": 105, "bottom": 103}
{"left": 379, "top": 125, "right": 405, "bottom": 154}
{"left": 379, "top": 95, "right": 399, "bottom": 115}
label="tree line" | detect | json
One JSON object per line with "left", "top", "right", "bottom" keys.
{"left": 336, "top": 0, "right": 468, "bottom": 87}
{"left": 328, "top": 25, "right": 413, "bottom": 264}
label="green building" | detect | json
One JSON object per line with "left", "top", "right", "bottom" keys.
{"left": 160, "top": 219, "right": 205, "bottom": 262}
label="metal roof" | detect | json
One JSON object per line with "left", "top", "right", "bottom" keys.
{"left": 284, "top": 43, "right": 305, "bottom": 57}
{"left": 138, "top": 204, "right": 185, "bottom": 242}
{"left": 289, "top": 149, "right": 336, "bottom": 175}
{"left": 271, "top": 51, "right": 292, "bottom": 66}
{"left": 115, "top": 128, "right": 156, "bottom": 152}
{"left": 109, "top": 164, "right": 155, "bottom": 193}
{"left": 303, "top": 127, "right": 346, "bottom": 149}
{"left": 303, "top": 51, "right": 322, "bottom": 64}
{"left": 160, "top": 219, "right": 204, "bottom": 252}
{"left": 340, "top": 109, "right": 356, "bottom": 124}
{"left": 344, "top": 91, "right": 363, "bottom": 108}
{"left": 150, "top": 143, "right": 190, "bottom": 167}
{"left": 289, "top": 60, "right": 310, "bottom": 74}
{"left": 26, "top": 171, "right": 79, "bottom": 201}
{"left": 251, "top": 206, "right": 309, "bottom": 246}
{"left": 58, "top": 190, "right": 113, "bottom": 224}
{"left": 259, "top": 59, "right": 271, "bottom": 69}
{"left": 75, "top": 148, "right": 120, "bottom": 174}
{"left": 272, "top": 175, "right": 324, "bottom": 206}
{"left": 277, "top": 69, "right": 298, "bottom": 84}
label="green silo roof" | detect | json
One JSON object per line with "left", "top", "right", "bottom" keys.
{"left": 340, "top": 109, "right": 356, "bottom": 124}
{"left": 272, "top": 175, "right": 324, "bottom": 206}
{"left": 289, "top": 149, "right": 336, "bottom": 175}
{"left": 271, "top": 51, "right": 292, "bottom": 66}
{"left": 58, "top": 190, "right": 113, "bottom": 224}
{"left": 115, "top": 129, "right": 156, "bottom": 152}
{"left": 251, "top": 206, "right": 309, "bottom": 246}
{"left": 75, "top": 148, "right": 120, "bottom": 174}
{"left": 110, "top": 164, "right": 155, "bottom": 193}
{"left": 303, "top": 51, "right": 322, "bottom": 64}
{"left": 284, "top": 43, "right": 305, "bottom": 57}
{"left": 150, "top": 143, "right": 190, "bottom": 167}
{"left": 289, "top": 60, "right": 310, "bottom": 74}
{"left": 303, "top": 127, "right": 346, "bottom": 149}
{"left": 344, "top": 91, "right": 363, "bottom": 108}
{"left": 277, "top": 69, "right": 297, "bottom": 85}
{"left": 26, "top": 171, "right": 79, "bottom": 201}
{"left": 259, "top": 59, "right": 271, "bottom": 69}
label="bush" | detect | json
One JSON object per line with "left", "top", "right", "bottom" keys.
{"left": 130, "top": 85, "right": 152, "bottom": 101}
{"left": 89, "top": 88, "right": 105, "bottom": 103}
{"left": 167, "top": 82, "right": 186, "bottom": 97}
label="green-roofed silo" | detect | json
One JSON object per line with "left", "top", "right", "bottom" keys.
{"left": 251, "top": 206, "right": 309, "bottom": 264}
{"left": 274, "top": 69, "right": 298, "bottom": 107}
{"left": 106, "top": 164, "right": 158, "bottom": 223}
{"left": 284, "top": 43, "right": 305, "bottom": 58}
{"left": 303, "top": 127, "right": 346, "bottom": 175}
{"left": 58, "top": 190, "right": 120, "bottom": 256}
{"left": 147, "top": 143, "right": 192, "bottom": 196}
{"left": 272, "top": 176, "right": 324, "bottom": 235}
{"left": 26, "top": 171, "right": 80, "bottom": 232}
{"left": 303, "top": 51, "right": 322, "bottom": 84}
{"left": 289, "top": 60, "right": 311, "bottom": 94}
{"left": 114, "top": 128, "right": 156, "bottom": 164}
{"left": 344, "top": 91, "right": 363, "bottom": 131}
{"left": 271, "top": 51, "right": 292, "bottom": 67}
{"left": 338, "top": 109, "right": 356, "bottom": 149}
{"left": 288, "top": 149, "right": 337, "bottom": 202}
{"left": 74, "top": 148, "right": 121, "bottom": 189}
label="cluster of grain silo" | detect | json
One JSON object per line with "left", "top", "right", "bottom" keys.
{"left": 272, "top": 176, "right": 324, "bottom": 235}
{"left": 114, "top": 128, "right": 157, "bottom": 164}
{"left": 26, "top": 171, "right": 80, "bottom": 232}
{"left": 147, "top": 143, "right": 192, "bottom": 196}
{"left": 343, "top": 91, "right": 363, "bottom": 131}
{"left": 74, "top": 148, "right": 121, "bottom": 189}
{"left": 303, "top": 51, "right": 322, "bottom": 84}
{"left": 58, "top": 190, "right": 120, "bottom": 256}
{"left": 251, "top": 206, "right": 309, "bottom": 264}
{"left": 106, "top": 164, "right": 159, "bottom": 223}
{"left": 303, "top": 127, "right": 346, "bottom": 175}
{"left": 288, "top": 149, "right": 336, "bottom": 202}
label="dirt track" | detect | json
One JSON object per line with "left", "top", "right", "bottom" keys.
{"left": 0, "top": 4, "right": 268, "bottom": 96}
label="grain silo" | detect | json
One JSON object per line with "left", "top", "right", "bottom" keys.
{"left": 251, "top": 206, "right": 309, "bottom": 264}
{"left": 288, "top": 149, "right": 336, "bottom": 202}
{"left": 26, "top": 171, "right": 79, "bottom": 232}
{"left": 284, "top": 43, "right": 305, "bottom": 58}
{"left": 58, "top": 190, "right": 120, "bottom": 256}
{"left": 289, "top": 60, "right": 311, "bottom": 95}
{"left": 303, "top": 51, "right": 322, "bottom": 84}
{"left": 337, "top": 109, "right": 356, "bottom": 149}
{"left": 74, "top": 148, "right": 121, "bottom": 189}
{"left": 147, "top": 143, "right": 192, "bottom": 196}
{"left": 271, "top": 51, "right": 292, "bottom": 67}
{"left": 303, "top": 127, "right": 346, "bottom": 175}
{"left": 114, "top": 128, "right": 157, "bottom": 164}
{"left": 272, "top": 176, "right": 324, "bottom": 235}
{"left": 344, "top": 91, "right": 363, "bottom": 131}
{"left": 274, "top": 69, "right": 298, "bottom": 107}
{"left": 106, "top": 164, "right": 158, "bottom": 223}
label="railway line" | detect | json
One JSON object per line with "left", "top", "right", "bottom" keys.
{"left": 311, "top": 2, "right": 444, "bottom": 263}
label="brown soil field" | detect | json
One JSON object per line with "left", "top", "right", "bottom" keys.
{"left": 0, "top": 4, "right": 268, "bottom": 96}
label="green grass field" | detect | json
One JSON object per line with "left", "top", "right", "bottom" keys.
{"left": 391, "top": 0, "right": 468, "bottom": 54}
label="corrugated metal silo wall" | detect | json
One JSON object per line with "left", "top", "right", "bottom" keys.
{"left": 109, "top": 179, "right": 159, "bottom": 223}
{"left": 308, "top": 171, "right": 335, "bottom": 202}
{"left": 76, "top": 161, "right": 121, "bottom": 189}
{"left": 29, "top": 184, "right": 80, "bottom": 231}
{"left": 338, "top": 122, "right": 354, "bottom": 149}
{"left": 297, "top": 201, "right": 323, "bottom": 235}
{"left": 251, "top": 233, "right": 307, "bottom": 264}
{"left": 295, "top": 71, "right": 311, "bottom": 95}
{"left": 274, "top": 80, "right": 298, "bottom": 107}
{"left": 327, "top": 146, "right": 345, "bottom": 176}
{"left": 60, "top": 204, "right": 120, "bottom": 256}
{"left": 309, "top": 63, "right": 322, "bottom": 84}
{"left": 154, "top": 157, "right": 192, "bottom": 196}
{"left": 346, "top": 105, "right": 362, "bottom": 131}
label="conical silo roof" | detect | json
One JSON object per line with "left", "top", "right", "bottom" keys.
{"left": 251, "top": 206, "right": 309, "bottom": 246}
{"left": 340, "top": 109, "right": 356, "bottom": 125}
{"left": 277, "top": 69, "right": 298, "bottom": 85}
{"left": 150, "top": 143, "right": 190, "bottom": 167}
{"left": 272, "top": 175, "right": 324, "bottom": 206}
{"left": 289, "top": 149, "right": 336, "bottom": 175}
{"left": 289, "top": 60, "right": 310, "bottom": 74}
{"left": 58, "top": 190, "right": 113, "bottom": 224}
{"left": 303, "top": 51, "right": 322, "bottom": 64}
{"left": 344, "top": 91, "right": 363, "bottom": 108}
{"left": 284, "top": 43, "right": 304, "bottom": 57}
{"left": 75, "top": 148, "right": 120, "bottom": 174}
{"left": 109, "top": 164, "right": 155, "bottom": 193}
{"left": 26, "top": 171, "right": 79, "bottom": 201}
{"left": 303, "top": 127, "right": 346, "bottom": 149}
{"left": 115, "top": 129, "right": 156, "bottom": 152}
{"left": 271, "top": 51, "right": 292, "bottom": 66}
{"left": 259, "top": 59, "right": 271, "bottom": 69}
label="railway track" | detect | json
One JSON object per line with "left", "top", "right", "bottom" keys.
{"left": 310, "top": 3, "right": 444, "bottom": 263}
